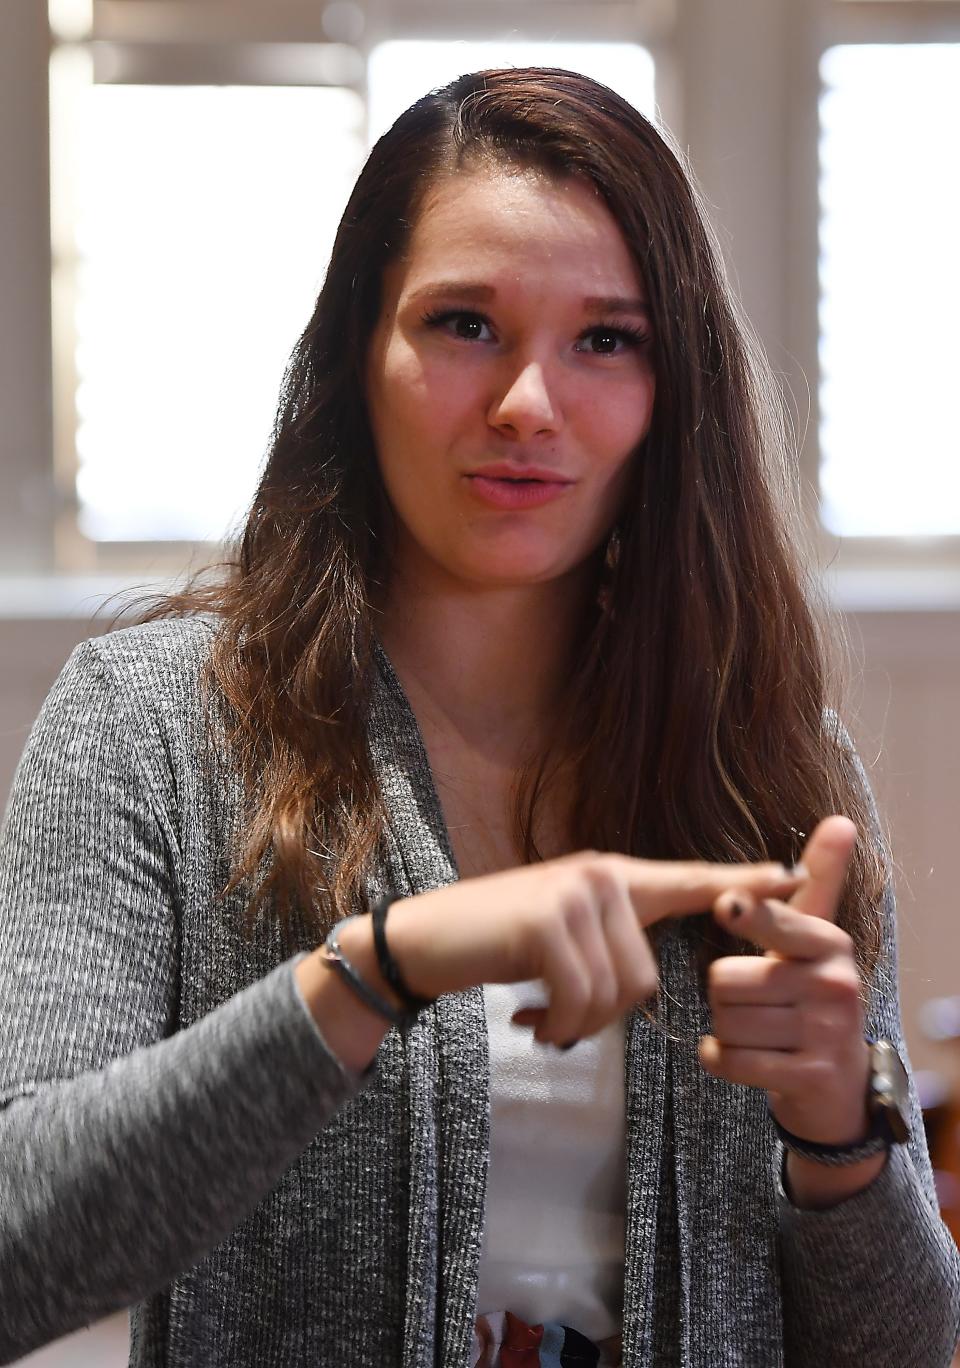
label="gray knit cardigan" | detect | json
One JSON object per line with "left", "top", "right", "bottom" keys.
{"left": 0, "top": 616, "right": 958, "bottom": 1367}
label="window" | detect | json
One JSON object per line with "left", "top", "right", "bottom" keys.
{"left": 49, "top": 48, "right": 365, "bottom": 552}
{"left": 29, "top": 0, "right": 959, "bottom": 584}
{"left": 367, "top": 39, "right": 655, "bottom": 142}
{"left": 818, "top": 42, "right": 960, "bottom": 537}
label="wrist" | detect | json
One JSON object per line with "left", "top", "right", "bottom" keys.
{"left": 293, "top": 927, "right": 395, "bottom": 1073}
{"left": 772, "top": 1037, "right": 911, "bottom": 1207}
{"left": 784, "top": 1147, "right": 887, "bottom": 1210}
{"left": 774, "top": 1099, "right": 873, "bottom": 1151}
{"left": 376, "top": 894, "right": 454, "bottom": 1000}
{"left": 336, "top": 914, "right": 409, "bottom": 1013}
{"left": 771, "top": 1040, "right": 872, "bottom": 1147}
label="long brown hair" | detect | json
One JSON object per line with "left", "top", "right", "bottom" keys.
{"left": 141, "top": 67, "right": 886, "bottom": 972}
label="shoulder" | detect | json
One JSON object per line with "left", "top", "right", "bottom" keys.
{"left": 84, "top": 613, "right": 219, "bottom": 683}
{"left": 72, "top": 614, "right": 220, "bottom": 720}
{"left": 38, "top": 614, "right": 224, "bottom": 784}
{"left": 8, "top": 617, "right": 226, "bottom": 851}
{"left": 822, "top": 706, "right": 853, "bottom": 753}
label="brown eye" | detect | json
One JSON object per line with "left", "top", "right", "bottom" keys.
{"left": 452, "top": 314, "right": 486, "bottom": 340}
{"left": 421, "top": 308, "right": 493, "bottom": 342}
{"left": 577, "top": 324, "right": 650, "bottom": 356}
{"left": 589, "top": 330, "right": 620, "bottom": 355}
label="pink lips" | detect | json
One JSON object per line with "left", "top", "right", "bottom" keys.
{"left": 463, "top": 463, "right": 575, "bottom": 511}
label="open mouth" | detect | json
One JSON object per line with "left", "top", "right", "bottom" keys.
{"left": 466, "top": 472, "right": 573, "bottom": 485}
{"left": 464, "top": 472, "right": 574, "bottom": 508}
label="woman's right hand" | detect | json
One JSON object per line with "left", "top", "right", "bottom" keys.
{"left": 384, "top": 852, "right": 806, "bottom": 1047}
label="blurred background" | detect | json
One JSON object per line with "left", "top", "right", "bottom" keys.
{"left": 2, "top": 0, "right": 960, "bottom": 1360}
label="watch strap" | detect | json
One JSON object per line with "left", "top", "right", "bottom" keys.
{"left": 771, "top": 1113, "right": 891, "bottom": 1167}
{"left": 770, "top": 1035, "right": 910, "bottom": 1166}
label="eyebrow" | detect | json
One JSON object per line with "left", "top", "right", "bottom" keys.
{"left": 584, "top": 295, "right": 652, "bottom": 316}
{"left": 407, "top": 281, "right": 651, "bottom": 316}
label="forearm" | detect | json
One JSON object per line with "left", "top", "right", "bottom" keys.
{"left": 780, "top": 1143, "right": 960, "bottom": 1367}
{"left": 0, "top": 958, "right": 367, "bottom": 1364}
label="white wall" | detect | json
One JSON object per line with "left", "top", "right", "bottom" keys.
{"left": 0, "top": 0, "right": 54, "bottom": 574}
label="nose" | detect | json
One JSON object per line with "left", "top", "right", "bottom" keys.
{"left": 487, "top": 360, "right": 562, "bottom": 441}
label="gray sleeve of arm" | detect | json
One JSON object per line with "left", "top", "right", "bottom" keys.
{"left": 0, "top": 642, "right": 368, "bottom": 1363}
{"left": 779, "top": 876, "right": 960, "bottom": 1367}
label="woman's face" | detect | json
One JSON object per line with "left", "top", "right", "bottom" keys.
{"left": 366, "top": 161, "right": 656, "bottom": 591}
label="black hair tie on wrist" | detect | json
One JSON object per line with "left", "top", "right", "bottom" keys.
{"left": 371, "top": 892, "right": 436, "bottom": 1013}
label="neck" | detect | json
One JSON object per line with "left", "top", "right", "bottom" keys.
{"left": 376, "top": 564, "right": 597, "bottom": 764}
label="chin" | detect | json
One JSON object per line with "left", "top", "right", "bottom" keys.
{"left": 453, "top": 551, "right": 580, "bottom": 588}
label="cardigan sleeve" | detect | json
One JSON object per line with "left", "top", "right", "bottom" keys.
{"left": 0, "top": 641, "right": 369, "bottom": 1364}
{"left": 778, "top": 874, "right": 960, "bottom": 1367}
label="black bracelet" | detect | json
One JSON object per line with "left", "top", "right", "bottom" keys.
{"left": 371, "top": 893, "right": 435, "bottom": 1012}
{"left": 319, "top": 915, "right": 424, "bottom": 1035}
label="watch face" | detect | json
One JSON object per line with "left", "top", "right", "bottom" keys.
{"left": 870, "top": 1039, "right": 911, "bottom": 1144}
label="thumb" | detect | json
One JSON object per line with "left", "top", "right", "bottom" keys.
{"left": 790, "top": 816, "right": 858, "bottom": 922}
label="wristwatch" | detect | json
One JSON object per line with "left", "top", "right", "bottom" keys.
{"left": 772, "top": 1038, "right": 911, "bottom": 1167}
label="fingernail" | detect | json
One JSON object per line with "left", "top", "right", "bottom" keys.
{"left": 559, "top": 1039, "right": 580, "bottom": 1051}
{"left": 789, "top": 861, "right": 809, "bottom": 880}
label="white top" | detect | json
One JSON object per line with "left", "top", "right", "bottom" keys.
{"left": 476, "top": 979, "right": 628, "bottom": 1341}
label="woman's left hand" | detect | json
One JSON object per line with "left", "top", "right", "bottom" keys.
{"left": 699, "top": 816, "right": 873, "bottom": 1148}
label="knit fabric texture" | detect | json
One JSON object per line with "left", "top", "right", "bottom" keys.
{"left": 0, "top": 616, "right": 958, "bottom": 1366}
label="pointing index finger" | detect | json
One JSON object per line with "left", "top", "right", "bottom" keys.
{"left": 620, "top": 858, "right": 807, "bottom": 928}
{"left": 713, "top": 891, "right": 847, "bottom": 960}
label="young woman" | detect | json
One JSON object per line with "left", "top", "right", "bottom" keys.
{"left": 1, "top": 68, "right": 957, "bottom": 1367}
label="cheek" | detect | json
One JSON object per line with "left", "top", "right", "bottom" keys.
{"left": 374, "top": 342, "right": 421, "bottom": 427}
{"left": 375, "top": 345, "right": 465, "bottom": 458}
{"left": 584, "top": 377, "right": 655, "bottom": 474}
{"left": 619, "top": 372, "right": 656, "bottom": 444}
{"left": 577, "top": 380, "right": 654, "bottom": 532}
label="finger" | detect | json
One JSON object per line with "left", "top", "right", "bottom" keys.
{"left": 593, "top": 874, "right": 659, "bottom": 1016}
{"left": 556, "top": 894, "right": 622, "bottom": 1042}
{"left": 509, "top": 1006, "right": 584, "bottom": 1051}
{"left": 511, "top": 1004, "right": 547, "bottom": 1029}
{"left": 708, "top": 955, "right": 806, "bottom": 1005}
{"left": 535, "top": 918, "right": 603, "bottom": 1047}
{"left": 790, "top": 816, "right": 857, "bottom": 923}
{"left": 713, "top": 892, "right": 849, "bottom": 961}
{"left": 699, "top": 1036, "right": 814, "bottom": 1092}
{"left": 607, "top": 856, "right": 806, "bottom": 927}
{"left": 710, "top": 1003, "right": 799, "bottom": 1050}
